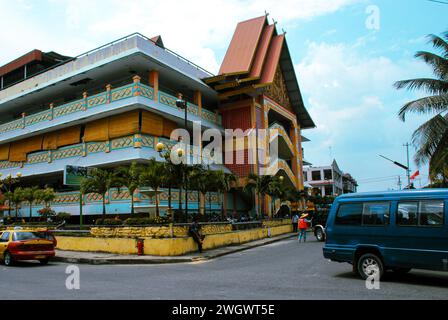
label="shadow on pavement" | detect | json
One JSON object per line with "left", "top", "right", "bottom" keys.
{"left": 334, "top": 269, "right": 448, "bottom": 288}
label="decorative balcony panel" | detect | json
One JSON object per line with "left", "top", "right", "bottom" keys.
{"left": 138, "top": 84, "right": 154, "bottom": 100}
{"left": 0, "top": 82, "right": 221, "bottom": 142}
{"left": 110, "top": 84, "right": 134, "bottom": 102}
{"left": 86, "top": 142, "right": 107, "bottom": 154}
{"left": 25, "top": 110, "right": 52, "bottom": 127}
{"left": 111, "top": 135, "right": 134, "bottom": 149}
{"left": 52, "top": 145, "right": 83, "bottom": 160}
{"left": 0, "top": 119, "right": 22, "bottom": 134}
{"left": 87, "top": 92, "right": 108, "bottom": 109}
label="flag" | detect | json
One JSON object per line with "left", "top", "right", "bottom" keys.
{"left": 410, "top": 170, "right": 420, "bottom": 180}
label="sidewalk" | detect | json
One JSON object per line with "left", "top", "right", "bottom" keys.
{"left": 53, "top": 232, "right": 297, "bottom": 265}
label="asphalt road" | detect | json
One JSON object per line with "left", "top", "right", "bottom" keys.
{"left": 1, "top": 237, "right": 448, "bottom": 300}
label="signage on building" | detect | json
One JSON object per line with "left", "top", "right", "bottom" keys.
{"left": 63, "top": 165, "right": 95, "bottom": 186}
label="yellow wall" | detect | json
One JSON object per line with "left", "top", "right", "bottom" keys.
{"left": 56, "top": 224, "right": 293, "bottom": 256}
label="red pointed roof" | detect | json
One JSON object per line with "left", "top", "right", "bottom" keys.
{"left": 218, "top": 16, "right": 267, "bottom": 75}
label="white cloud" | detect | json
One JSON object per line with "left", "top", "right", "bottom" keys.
{"left": 296, "top": 40, "right": 432, "bottom": 189}
{"left": 0, "top": 0, "right": 358, "bottom": 73}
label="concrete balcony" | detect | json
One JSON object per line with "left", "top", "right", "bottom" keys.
{"left": 265, "top": 158, "right": 296, "bottom": 187}
{"left": 0, "top": 133, "right": 227, "bottom": 179}
{"left": 0, "top": 80, "right": 222, "bottom": 144}
{"left": 269, "top": 122, "right": 295, "bottom": 160}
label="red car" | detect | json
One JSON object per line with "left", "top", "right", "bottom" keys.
{"left": 0, "top": 228, "right": 57, "bottom": 266}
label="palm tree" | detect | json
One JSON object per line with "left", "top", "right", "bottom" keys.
{"left": 80, "top": 168, "right": 119, "bottom": 219}
{"left": 11, "top": 188, "right": 24, "bottom": 222}
{"left": 394, "top": 31, "right": 448, "bottom": 177}
{"left": 244, "top": 173, "right": 274, "bottom": 219}
{"left": 35, "top": 187, "right": 56, "bottom": 209}
{"left": 187, "top": 165, "right": 205, "bottom": 216}
{"left": 215, "top": 171, "right": 238, "bottom": 219}
{"left": 115, "top": 162, "right": 142, "bottom": 215}
{"left": 139, "top": 158, "right": 166, "bottom": 217}
{"left": 22, "top": 186, "right": 40, "bottom": 221}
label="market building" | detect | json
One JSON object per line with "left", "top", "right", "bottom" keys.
{"left": 0, "top": 15, "right": 314, "bottom": 220}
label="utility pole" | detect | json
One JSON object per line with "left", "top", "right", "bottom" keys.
{"left": 403, "top": 143, "right": 411, "bottom": 187}
{"left": 397, "top": 176, "right": 402, "bottom": 190}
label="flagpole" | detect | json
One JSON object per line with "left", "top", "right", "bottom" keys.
{"left": 404, "top": 143, "right": 411, "bottom": 187}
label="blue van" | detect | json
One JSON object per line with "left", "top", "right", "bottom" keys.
{"left": 323, "top": 189, "right": 448, "bottom": 280}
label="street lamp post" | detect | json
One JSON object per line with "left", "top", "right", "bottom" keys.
{"left": 176, "top": 95, "right": 189, "bottom": 221}
{"left": 379, "top": 154, "right": 410, "bottom": 189}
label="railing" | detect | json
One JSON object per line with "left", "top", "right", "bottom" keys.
{"left": 0, "top": 80, "right": 222, "bottom": 136}
{"left": 269, "top": 122, "right": 295, "bottom": 154}
{"left": 0, "top": 132, "right": 216, "bottom": 171}
{"left": 266, "top": 158, "right": 296, "bottom": 185}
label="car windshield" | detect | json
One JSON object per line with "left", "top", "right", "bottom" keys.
{"left": 13, "top": 232, "right": 51, "bottom": 241}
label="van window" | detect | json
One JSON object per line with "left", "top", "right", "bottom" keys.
{"left": 397, "top": 202, "right": 418, "bottom": 225}
{"left": 397, "top": 200, "right": 444, "bottom": 227}
{"left": 335, "top": 203, "right": 362, "bottom": 225}
{"left": 362, "top": 202, "right": 390, "bottom": 225}
{"left": 420, "top": 200, "right": 444, "bottom": 226}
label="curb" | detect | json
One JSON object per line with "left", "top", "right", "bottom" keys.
{"left": 52, "top": 233, "right": 297, "bottom": 265}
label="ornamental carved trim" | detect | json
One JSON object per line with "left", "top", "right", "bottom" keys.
{"left": 264, "top": 66, "right": 292, "bottom": 111}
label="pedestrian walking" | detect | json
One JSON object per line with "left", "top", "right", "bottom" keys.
{"left": 291, "top": 212, "right": 299, "bottom": 233}
{"left": 189, "top": 216, "right": 205, "bottom": 253}
{"left": 298, "top": 213, "right": 312, "bottom": 243}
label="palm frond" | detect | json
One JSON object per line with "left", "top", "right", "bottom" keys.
{"left": 394, "top": 78, "right": 448, "bottom": 94}
{"left": 411, "top": 114, "right": 448, "bottom": 165}
{"left": 427, "top": 33, "right": 448, "bottom": 58}
{"left": 398, "top": 94, "right": 448, "bottom": 121}
{"left": 414, "top": 51, "right": 448, "bottom": 78}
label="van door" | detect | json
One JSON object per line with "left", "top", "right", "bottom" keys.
{"left": 0, "top": 232, "right": 10, "bottom": 257}
{"left": 391, "top": 199, "right": 448, "bottom": 271}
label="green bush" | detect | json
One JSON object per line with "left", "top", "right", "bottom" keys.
{"left": 124, "top": 216, "right": 170, "bottom": 225}
{"left": 56, "top": 212, "right": 71, "bottom": 222}
{"left": 95, "top": 218, "right": 123, "bottom": 226}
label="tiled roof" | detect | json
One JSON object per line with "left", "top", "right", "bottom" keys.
{"left": 205, "top": 15, "right": 315, "bottom": 129}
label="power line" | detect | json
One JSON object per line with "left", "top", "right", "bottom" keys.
{"left": 426, "top": 0, "right": 448, "bottom": 4}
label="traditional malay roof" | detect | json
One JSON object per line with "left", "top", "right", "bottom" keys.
{"left": 204, "top": 15, "right": 315, "bottom": 129}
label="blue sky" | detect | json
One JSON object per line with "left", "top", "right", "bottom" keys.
{"left": 1, "top": 0, "right": 447, "bottom": 191}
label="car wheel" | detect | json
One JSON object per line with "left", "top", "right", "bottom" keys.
{"left": 4, "top": 251, "right": 14, "bottom": 266}
{"left": 392, "top": 267, "right": 411, "bottom": 274}
{"left": 357, "top": 253, "right": 384, "bottom": 280}
{"left": 315, "top": 228, "right": 325, "bottom": 242}
{"left": 39, "top": 258, "right": 50, "bottom": 265}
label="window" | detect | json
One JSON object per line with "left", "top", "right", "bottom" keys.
{"left": 397, "top": 200, "right": 444, "bottom": 227}
{"left": 362, "top": 202, "right": 390, "bottom": 225}
{"left": 324, "top": 169, "right": 332, "bottom": 180}
{"left": 397, "top": 202, "right": 418, "bottom": 226}
{"left": 0, "top": 232, "right": 10, "bottom": 242}
{"left": 312, "top": 170, "right": 321, "bottom": 181}
{"left": 335, "top": 203, "right": 363, "bottom": 225}
{"left": 420, "top": 200, "right": 444, "bottom": 226}
{"left": 303, "top": 171, "right": 308, "bottom": 182}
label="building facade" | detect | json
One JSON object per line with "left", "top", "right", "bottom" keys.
{"left": 0, "top": 16, "right": 314, "bottom": 219}
{"left": 303, "top": 160, "right": 351, "bottom": 197}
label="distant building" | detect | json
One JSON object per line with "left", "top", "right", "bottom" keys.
{"left": 342, "top": 173, "right": 358, "bottom": 194}
{"left": 303, "top": 160, "right": 357, "bottom": 196}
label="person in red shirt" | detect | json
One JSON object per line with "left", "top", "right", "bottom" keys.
{"left": 298, "top": 213, "right": 312, "bottom": 243}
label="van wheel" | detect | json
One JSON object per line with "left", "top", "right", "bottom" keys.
{"left": 315, "top": 228, "right": 325, "bottom": 242}
{"left": 4, "top": 252, "right": 14, "bottom": 266}
{"left": 39, "top": 258, "right": 50, "bottom": 265}
{"left": 357, "top": 253, "right": 384, "bottom": 280}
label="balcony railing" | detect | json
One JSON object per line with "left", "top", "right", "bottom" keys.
{"left": 269, "top": 123, "right": 295, "bottom": 155}
{"left": 266, "top": 158, "right": 296, "bottom": 186}
{"left": 0, "top": 133, "right": 215, "bottom": 172}
{"left": 0, "top": 79, "right": 222, "bottom": 136}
